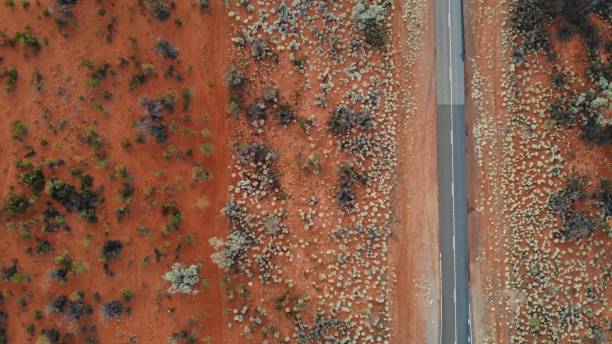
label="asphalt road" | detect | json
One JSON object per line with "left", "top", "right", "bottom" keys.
{"left": 435, "top": 0, "right": 471, "bottom": 343}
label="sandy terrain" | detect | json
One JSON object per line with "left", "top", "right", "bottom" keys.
{"left": 390, "top": 0, "right": 440, "bottom": 343}
{"left": 0, "top": 1, "right": 440, "bottom": 343}
{"left": 1, "top": 1, "right": 232, "bottom": 342}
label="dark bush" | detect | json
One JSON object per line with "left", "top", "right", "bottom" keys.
{"left": 199, "top": 0, "right": 210, "bottom": 11}
{"left": 36, "top": 239, "right": 54, "bottom": 255}
{"left": 154, "top": 39, "right": 178, "bottom": 59}
{"left": 1, "top": 66, "right": 18, "bottom": 93}
{"left": 336, "top": 164, "right": 366, "bottom": 212}
{"left": 66, "top": 299, "right": 93, "bottom": 320}
{"left": 562, "top": 211, "right": 595, "bottom": 240}
{"left": 21, "top": 169, "right": 45, "bottom": 192}
{"left": 509, "top": 0, "right": 557, "bottom": 52}
{"left": 579, "top": 114, "right": 612, "bottom": 145}
{"left": 364, "top": 22, "right": 387, "bottom": 47}
{"left": 49, "top": 295, "right": 68, "bottom": 313}
{"left": 138, "top": 97, "right": 169, "bottom": 143}
{"left": 352, "top": 3, "right": 388, "bottom": 47}
{"left": 276, "top": 104, "right": 296, "bottom": 125}
{"left": 246, "top": 101, "right": 267, "bottom": 121}
{"left": 49, "top": 268, "right": 68, "bottom": 282}
{"left": 0, "top": 327, "right": 6, "bottom": 344}
{"left": 43, "top": 328, "right": 60, "bottom": 343}
{"left": 235, "top": 142, "right": 274, "bottom": 164}
{"left": 4, "top": 193, "right": 30, "bottom": 216}
{"left": 225, "top": 66, "right": 245, "bottom": 89}
{"left": 251, "top": 38, "right": 275, "bottom": 61}
{"left": 328, "top": 106, "right": 356, "bottom": 135}
{"left": 599, "top": 179, "right": 611, "bottom": 217}
{"left": 45, "top": 178, "right": 102, "bottom": 222}
{"left": 101, "top": 240, "right": 122, "bottom": 262}
{"left": 147, "top": 0, "right": 172, "bottom": 21}
{"left": 556, "top": 25, "right": 574, "bottom": 41}
{"left": 103, "top": 300, "right": 122, "bottom": 319}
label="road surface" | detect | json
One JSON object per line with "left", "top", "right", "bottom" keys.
{"left": 435, "top": 0, "right": 471, "bottom": 343}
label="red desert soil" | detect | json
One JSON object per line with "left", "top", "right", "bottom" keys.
{"left": 1, "top": 1, "right": 439, "bottom": 343}
{"left": 1, "top": 1, "right": 231, "bottom": 343}
{"left": 390, "top": 0, "right": 440, "bottom": 343}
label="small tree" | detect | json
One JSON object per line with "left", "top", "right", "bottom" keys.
{"left": 163, "top": 263, "right": 200, "bottom": 294}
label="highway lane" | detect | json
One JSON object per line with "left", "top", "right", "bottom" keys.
{"left": 435, "top": 0, "right": 470, "bottom": 343}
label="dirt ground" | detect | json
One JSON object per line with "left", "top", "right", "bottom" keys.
{"left": 389, "top": 0, "right": 440, "bottom": 343}
{"left": 1, "top": 1, "right": 439, "bottom": 343}
{"left": 1, "top": 1, "right": 232, "bottom": 343}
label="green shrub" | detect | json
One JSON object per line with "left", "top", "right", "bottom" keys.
{"left": 21, "top": 169, "right": 45, "bottom": 192}
{"left": 4, "top": 193, "right": 30, "bottom": 216}
{"left": 13, "top": 31, "right": 42, "bottom": 55}
{"left": 162, "top": 210, "right": 183, "bottom": 234}
{"left": 11, "top": 120, "right": 28, "bottom": 140}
